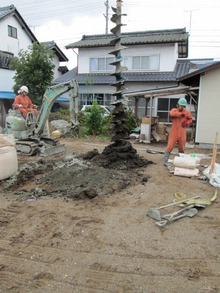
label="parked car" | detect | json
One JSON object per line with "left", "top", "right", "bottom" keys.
{"left": 81, "top": 105, "right": 112, "bottom": 117}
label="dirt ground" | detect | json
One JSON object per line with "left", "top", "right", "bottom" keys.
{"left": 0, "top": 137, "right": 219, "bottom": 293}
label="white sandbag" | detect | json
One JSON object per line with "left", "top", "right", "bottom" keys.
{"left": 0, "top": 134, "right": 18, "bottom": 180}
{"left": 174, "top": 167, "right": 199, "bottom": 177}
{"left": 0, "top": 133, "right": 15, "bottom": 146}
{"left": 173, "top": 156, "right": 200, "bottom": 169}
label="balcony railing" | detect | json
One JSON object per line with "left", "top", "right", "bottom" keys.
{"left": 0, "top": 51, "right": 14, "bottom": 69}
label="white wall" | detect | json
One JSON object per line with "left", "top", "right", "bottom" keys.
{"left": 196, "top": 67, "right": 220, "bottom": 145}
{"left": 52, "top": 55, "right": 61, "bottom": 80}
{"left": 1, "top": 16, "right": 33, "bottom": 56}
{"left": 78, "top": 43, "right": 178, "bottom": 74}
{"left": 0, "top": 68, "right": 15, "bottom": 91}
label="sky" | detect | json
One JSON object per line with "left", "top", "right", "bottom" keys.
{"left": 1, "top": 0, "right": 220, "bottom": 69}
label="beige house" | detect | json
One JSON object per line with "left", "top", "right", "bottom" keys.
{"left": 179, "top": 62, "right": 220, "bottom": 148}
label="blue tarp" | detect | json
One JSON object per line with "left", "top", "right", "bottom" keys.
{"left": 0, "top": 91, "right": 69, "bottom": 101}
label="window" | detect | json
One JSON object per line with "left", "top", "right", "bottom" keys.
{"left": 90, "top": 57, "right": 114, "bottom": 72}
{"left": 80, "top": 93, "right": 115, "bottom": 109}
{"left": 8, "top": 25, "right": 17, "bottom": 38}
{"left": 157, "top": 97, "right": 179, "bottom": 122}
{"left": 157, "top": 97, "right": 196, "bottom": 123}
{"left": 123, "top": 55, "right": 159, "bottom": 71}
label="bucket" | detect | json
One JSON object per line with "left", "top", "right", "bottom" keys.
{"left": 0, "top": 134, "right": 18, "bottom": 180}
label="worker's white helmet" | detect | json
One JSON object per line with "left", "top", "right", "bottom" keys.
{"left": 19, "top": 86, "right": 29, "bottom": 93}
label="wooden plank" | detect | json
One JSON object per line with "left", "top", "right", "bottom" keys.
{"left": 152, "top": 130, "right": 161, "bottom": 142}
{"left": 210, "top": 132, "right": 218, "bottom": 174}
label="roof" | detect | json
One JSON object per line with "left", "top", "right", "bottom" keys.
{"left": 124, "top": 85, "right": 199, "bottom": 98}
{"left": 175, "top": 58, "right": 215, "bottom": 79}
{"left": 53, "top": 59, "right": 217, "bottom": 86}
{"left": 41, "top": 41, "right": 68, "bottom": 62}
{"left": 66, "top": 28, "right": 188, "bottom": 58}
{"left": 0, "top": 5, "right": 38, "bottom": 43}
{"left": 178, "top": 61, "right": 220, "bottom": 81}
{"left": 54, "top": 68, "right": 177, "bottom": 85}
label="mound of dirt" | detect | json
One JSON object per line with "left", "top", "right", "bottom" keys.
{"left": 1, "top": 141, "right": 153, "bottom": 201}
{"left": 82, "top": 141, "right": 153, "bottom": 170}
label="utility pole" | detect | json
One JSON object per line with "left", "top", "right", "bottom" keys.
{"left": 104, "top": 0, "right": 109, "bottom": 34}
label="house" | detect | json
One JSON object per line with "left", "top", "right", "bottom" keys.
{"left": 55, "top": 28, "right": 191, "bottom": 117}
{"left": 0, "top": 5, "right": 69, "bottom": 130}
{"left": 53, "top": 28, "right": 219, "bottom": 145}
{"left": 0, "top": 5, "right": 38, "bottom": 92}
{"left": 41, "top": 41, "right": 69, "bottom": 80}
{"left": 178, "top": 61, "right": 220, "bottom": 148}
{"left": 0, "top": 4, "right": 38, "bottom": 130}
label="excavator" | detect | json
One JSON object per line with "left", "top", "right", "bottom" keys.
{"left": 5, "top": 79, "right": 79, "bottom": 156}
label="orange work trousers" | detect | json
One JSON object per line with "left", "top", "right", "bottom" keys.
{"left": 166, "top": 125, "right": 186, "bottom": 153}
{"left": 20, "top": 108, "right": 38, "bottom": 118}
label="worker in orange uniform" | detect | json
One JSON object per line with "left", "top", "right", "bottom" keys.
{"left": 13, "top": 86, "right": 38, "bottom": 118}
{"left": 164, "top": 97, "right": 192, "bottom": 166}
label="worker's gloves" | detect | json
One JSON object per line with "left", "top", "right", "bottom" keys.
{"left": 181, "top": 121, "right": 188, "bottom": 128}
{"left": 19, "top": 104, "right": 23, "bottom": 108}
{"left": 180, "top": 113, "right": 185, "bottom": 117}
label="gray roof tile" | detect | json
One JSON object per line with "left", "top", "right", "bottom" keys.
{"left": 54, "top": 68, "right": 177, "bottom": 84}
{"left": 0, "top": 4, "right": 15, "bottom": 19}
{"left": 175, "top": 58, "right": 216, "bottom": 79}
{"left": 41, "top": 41, "right": 68, "bottom": 62}
{"left": 66, "top": 28, "right": 188, "bottom": 48}
{"left": 54, "top": 59, "right": 216, "bottom": 85}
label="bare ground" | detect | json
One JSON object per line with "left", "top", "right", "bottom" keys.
{"left": 0, "top": 137, "right": 219, "bottom": 293}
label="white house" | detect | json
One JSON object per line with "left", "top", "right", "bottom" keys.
{"left": 0, "top": 4, "right": 69, "bottom": 130}
{"left": 55, "top": 28, "right": 191, "bottom": 119}
{"left": 0, "top": 5, "right": 38, "bottom": 92}
{"left": 55, "top": 29, "right": 217, "bottom": 125}
{"left": 41, "top": 41, "right": 69, "bottom": 81}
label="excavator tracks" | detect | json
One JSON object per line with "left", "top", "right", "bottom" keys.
{"left": 15, "top": 138, "right": 65, "bottom": 157}
{"left": 15, "top": 140, "right": 39, "bottom": 156}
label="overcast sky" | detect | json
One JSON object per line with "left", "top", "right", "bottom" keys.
{"left": 2, "top": 0, "right": 220, "bottom": 68}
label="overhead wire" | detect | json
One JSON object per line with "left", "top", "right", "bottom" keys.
{"left": 7, "top": 0, "right": 220, "bottom": 59}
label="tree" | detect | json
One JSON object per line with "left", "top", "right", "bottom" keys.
{"left": 10, "top": 42, "right": 55, "bottom": 105}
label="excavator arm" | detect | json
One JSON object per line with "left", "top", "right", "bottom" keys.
{"left": 35, "top": 79, "right": 79, "bottom": 136}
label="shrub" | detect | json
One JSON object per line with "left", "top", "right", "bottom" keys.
{"left": 125, "top": 109, "right": 140, "bottom": 133}
{"left": 84, "top": 100, "right": 104, "bottom": 135}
